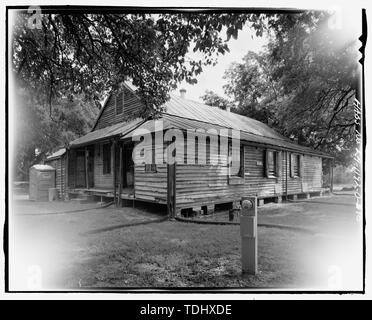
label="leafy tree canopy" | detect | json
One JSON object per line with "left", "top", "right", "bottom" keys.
{"left": 202, "top": 11, "right": 360, "bottom": 166}
{"left": 13, "top": 12, "right": 269, "bottom": 118}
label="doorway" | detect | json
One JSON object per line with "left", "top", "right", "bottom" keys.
{"left": 123, "top": 144, "right": 134, "bottom": 189}
{"left": 75, "top": 150, "right": 85, "bottom": 188}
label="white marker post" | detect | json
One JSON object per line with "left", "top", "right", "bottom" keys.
{"left": 240, "top": 197, "right": 258, "bottom": 274}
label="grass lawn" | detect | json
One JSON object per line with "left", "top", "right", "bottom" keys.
{"left": 9, "top": 194, "right": 363, "bottom": 290}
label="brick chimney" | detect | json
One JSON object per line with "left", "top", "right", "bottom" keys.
{"left": 180, "top": 88, "right": 186, "bottom": 99}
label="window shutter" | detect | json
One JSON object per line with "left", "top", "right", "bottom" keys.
{"left": 239, "top": 145, "right": 245, "bottom": 177}
{"left": 299, "top": 155, "right": 303, "bottom": 177}
{"left": 276, "top": 151, "right": 282, "bottom": 177}
{"left": 265, "top": 149, "right": 270, "bottom": 178}
{"left": 290, "top": 154, "right": 294, "bottom": 178}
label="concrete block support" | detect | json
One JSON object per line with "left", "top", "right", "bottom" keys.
{"left": 274, "top": 196, "right": 282, "bottom": 204}
{"left": 202, "top": 204, "right": 215, "bottom": 215}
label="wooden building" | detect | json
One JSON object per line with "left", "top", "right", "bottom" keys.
{"left": 44, "top": 148, "right": 66, "bottom": 199}
{"left": 67, "top": 83, "right": 333, "bottom": 216}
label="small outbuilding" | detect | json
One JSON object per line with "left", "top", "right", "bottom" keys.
{"left": 29, "top": 164, "right": 56, "bottom": 201}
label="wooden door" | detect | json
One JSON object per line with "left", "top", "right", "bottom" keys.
{"left": 75, "top": 150, "right": 86, "bottom": 188}
{"left": 87, "top": 145, "right": 94, "bottom": 188}
{"left": 124, "top": 144, "right": 134, "bottom": 188}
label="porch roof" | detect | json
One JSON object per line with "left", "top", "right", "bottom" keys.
{"left": 69, "top": 118, "right": 144, "bottom": 148}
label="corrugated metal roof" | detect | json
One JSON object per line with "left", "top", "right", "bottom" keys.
{"left": 69, "top": 89, "right": 331, "bottom": 158}
{"left": 46, "top": 148, "right": 66, "bottom": 161}
{"left": 122, "top": 114, "right": 331, "bottom": 157}
{"left": 164, "top": 94, "right": 292, "bottom": 142}
{"left": 70, "top": 118, "right": 144, "bottom": 148}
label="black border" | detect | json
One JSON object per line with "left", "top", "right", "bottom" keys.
{"left": 4, "top": 6, "right": 367, "bottom": 295}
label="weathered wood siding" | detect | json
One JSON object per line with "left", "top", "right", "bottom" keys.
{"left": 95, "top": 87, "right": 143, "bottom": 130}
{"left": 243, "top": 145, "right": 283, "bottom": 197}
{"left": 176, "top": 164, "right": 240, "bottom": 207}
{"left": 302, "top": 154, "right": 322, "bottom": 192}
{"left": 134, "top": 164, "right": 168, "bottom": 202}
{"left": 93, "top": 142, "right": 114, "bottom": 189}
{"left": 45, "top": 156, "right": 66, "bottom": 199}
{"left": 173, "top": 145, "right": 323, "bottom": 209}
{"left": 284, "top": 152, "right": 302, "bottom": 195}
{"left": 132, "top": 138, "right": 168, "bottom": 202}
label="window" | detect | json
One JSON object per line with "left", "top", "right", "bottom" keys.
{"left": 195, "top": 136, "right": 199, "bottom": 164}
{"left": 228, "top": 142, "right": 244, "bottom": 178}
{"left": 290, "top": 153, "right": 301, "bottom": 177}
{"left": 265, "top": 150, "right": 281, "bottom": 178}
{"left": 206, "top": 137, "right": 210, "bottom": 165}
{"left": 145, "top": 135, "right": 157, "bottom": 172}
{"left": 115, "top": 92, "right": 123, "bottom": 115}
{"left": 102, "top": 143, "right": 111, "bottom": 174}
{"left": 238, "top": 145, "right": 245, "bottom": 177}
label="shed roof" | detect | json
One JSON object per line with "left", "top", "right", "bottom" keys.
{"left": 46, "top": 148, "right": 66, "bottom": 161}
{"left": 30, "top": 164, "right": 55, "bottom": 171}
{"left": 69, "top": 118, "right": 144, "bottom": 148}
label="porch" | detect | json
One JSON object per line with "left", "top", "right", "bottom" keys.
{"left": 68, "top": 187, "right": 135, "bottom": 200}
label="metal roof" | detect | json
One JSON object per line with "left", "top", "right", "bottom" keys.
{"left": 69, "top": 89, "right": 331, "bottom": 158}
{"left": 46, "top": 148, "right": 66, "bottom": 161}
{"left": 164, "top": 94, "right": 292, "bottom": 142}
{"left": 70, "top": 118, "right": 144, "bottom": 148}
{"left": 122, "top": 114, "right": 331, "bottom": 158}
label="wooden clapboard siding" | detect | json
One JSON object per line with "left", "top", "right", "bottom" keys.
{"left": 302, "top": 155, "right": 322, "bottom": 192}
{"left": 94, "top": 143, "right": 114, "bottom": 188}
{"left": 284, "top": 152, "right": 322, "bottom": 194}
{"left": 95, "top": 86, "right": 143, "bottom": 130}
{"left": 45, "top": 155, "right": 66, "bottom": 198}
{"left": 132, "top": 139, "right": 167, "bottom": 202}
{"left": 59, "top": 156, "right": 66, "bottom": 198}
{"left": 243, "top": 145, "right": 282, "bottom": 197}
{"left": 176, "top": 163, "right": 241, "bottom": 206}
{"left": 134, "top": 164, "right": 168, "bottom": 202}
{"left": 285, "top": 152, "right": 302, "bottom": 194}
{"left": 67, "top": 149, "right": 76, "bottom": 189}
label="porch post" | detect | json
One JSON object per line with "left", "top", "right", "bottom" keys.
{"left": 85, "top": 146, "right": 89, "bottom": 189}
{"left": 330, "top": 158, "right": 334, "bottom": 193}
{"left": 167, "top": 162, "right": 177, "bottom": 219}
{"left": 112, "top": 140, "right": 117, "bottom": 205}
{"left": 118, "top": 142, "right": 123, "bottom": 207}
{"left": 65, "top": 148, "right": 69, "bottom": 200}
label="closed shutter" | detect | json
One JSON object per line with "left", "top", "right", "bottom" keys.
{"left": 299, "top": 155, "right": 303, "bottom": 177}
{"left": 276, "top": 151, "right": 282, "bottom": 177}
{"left": 290, "top": 153, "right": 295, "bottom": 177}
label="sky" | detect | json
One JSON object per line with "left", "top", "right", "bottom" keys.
{"left": 170, "top": 27, "right": 268, "bottom": 103}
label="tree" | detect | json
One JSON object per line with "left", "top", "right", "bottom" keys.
{"left": 200, "top": 90, "right": 233, "bottom": 111}
{"left": 13, "top": 88, "right": 98, "bottom": 180}
{"left": 205, "top": 11, "right": 359, "bottom": 166}
{"left": 13, "top": 12, "right": 262, "bottom": 118}
{"left": 12, "top": 11, "right": 273, "bottom": 179}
